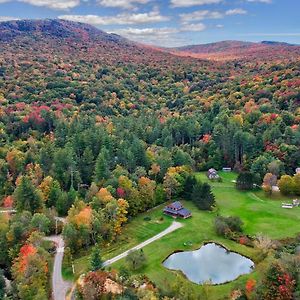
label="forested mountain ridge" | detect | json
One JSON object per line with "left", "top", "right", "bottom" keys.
{"left": 0, "top": 19, "right": 197, "bottom": 65}
{"left": 168, "top": 40, "right": 300, "bottom": 61}
{"left": 0, "top": 19, "right": 300, "bottom": 300}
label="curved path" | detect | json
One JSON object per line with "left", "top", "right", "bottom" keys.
{"left": 103, "top": 221, "right": 183, "bottom": 267}
{"left": 45, "top": 235, "right": 72, "bottom": 300}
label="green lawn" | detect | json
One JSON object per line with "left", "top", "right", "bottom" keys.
{"left": 73, "top": 204, "right": 173, "bottom": 278}
{"left": 72, "top": 171, "right": 300, "bottom": 299}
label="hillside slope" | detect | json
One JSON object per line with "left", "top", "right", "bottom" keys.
{"left": 0, "top": 19, "right": 193, "bottom": 65}
{"left": 169, "top": 40, "right": 300, "bottom": 61}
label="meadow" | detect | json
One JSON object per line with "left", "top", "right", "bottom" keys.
{"left": 72, "top": 171, "right": 300, "bottom": 299}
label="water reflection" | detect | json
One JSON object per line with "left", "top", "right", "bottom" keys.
{"left": 163, "top": 243, "right": 254, "bottom": 284}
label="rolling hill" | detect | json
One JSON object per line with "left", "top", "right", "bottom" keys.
{"left": 168, "top": 40, "right": 300, "bottom": 61}
{"left": 0, "top": 19, "right": 194, "bottom": 66}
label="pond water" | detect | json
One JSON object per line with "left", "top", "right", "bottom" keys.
{"left": 163, "top": 243, "right": 254, "bottom": 284}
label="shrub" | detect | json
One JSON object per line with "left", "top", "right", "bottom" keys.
{"left": 236, "top": 172, "right": 255, "bottom": 190}
{"left": 215, "top": 216, "right": 243, "bottom": 237}
{"left": 126, "top": 249, "right": 147, "bottom": 270}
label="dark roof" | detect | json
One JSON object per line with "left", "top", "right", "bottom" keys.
{"left": 167, "top": 201, "right": 183, "bottom": 210}
{"left": 177, "top": 208, "right": 192, "bottom": 217}
{"left": 163, "top": 207, "right": 178, "bottom": 214}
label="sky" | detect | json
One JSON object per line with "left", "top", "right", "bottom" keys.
{"left": 0, "top": 0, "right": 299, "bottom": 47}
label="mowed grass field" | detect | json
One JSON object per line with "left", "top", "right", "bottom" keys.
{"left": 72, "top": 171, "right": 300, "bottom": 299}
{"left": 73, "top": 204, "right": 173, "bottom": 278}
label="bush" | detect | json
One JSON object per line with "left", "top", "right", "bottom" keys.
{"left": 126, "top": 249, "right": 147, "bottom": 270}
{"left": 215, "top": 216, "right": 243, "bottom": 237}
{"left": 236, "top": 172, "right": 255, "bottom": 190}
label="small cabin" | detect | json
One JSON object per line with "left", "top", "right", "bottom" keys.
{"left": 296, "top": 168, "right": 300, "bottom": 174}
{"left": 293, "top": 199, "right": 300, "bottom": 207}
{"left": 163, "top": 201, "right": 192, "bottom": 219}
{"left": 207, "top": 168, "right": 219, "bottom": 180}
{"left": 222, "top": 167, "right": 232, "bottom": 172}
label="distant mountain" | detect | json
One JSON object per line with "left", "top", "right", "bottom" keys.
{"left": 261, "top": 41, "right": 296, "bottom": 46}
{"left": 175, "top": 40, "right": 255, "bottom": 54}
{"left": 0, "top": 19, "right": 189, "bottom": 65}
{"left": 168, "top": 40, "right": 300, "bottom": 61}
{"left": 0, "top": 19, "right": 126, "bottom": 43}
{"left": 0, "top": 20, "right": 299, "bottom": 64}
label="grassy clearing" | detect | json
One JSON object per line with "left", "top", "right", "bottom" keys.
{"left": 72, "top": 204, "right": 173, "bottom": 278}
{"left": 72, "top": 171, "right": 300, "bottom": 299}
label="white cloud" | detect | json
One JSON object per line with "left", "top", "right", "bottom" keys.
{"left": 225, "top": 8, "right": 247, "bottom": 15}
{"left": 171, "top": 0, "right": 222, "bottom": 8}
{"left": 180, "top": 8, "right": 247, "bottom": 24}
{"left": 246, "top": 0, "right": 272, "bottom": 3}
{"left": 98, "top": 0, "right": 152, "bottom": 9}
{"left": 112, "top": 22, "right": 206, "bottom": 38}
{"left": 114, "top": 27, "right": 179, "bottom": 37}
{"left": 111, "top": 27, "right": 175, "bottom": 46}
{"left": 180, "top": 10, "right": 223, "bottom": 23}
{"left": 59, "top": 10, "right": 169, "bottom": 25}
{"left": 110, "top": 27, "right": 190, "bottom": 47}
{"left": 181, "top": 22, "right": 206, "bottom": 32}
{"left": 0, "top": 16, "right": 20, "bottom": 22}
{"left": 240, "top": 32, "right": 300, "bottom": 37}
{"left": 0, "top": 0, "right": 80, "bottom": 9}
{"left": 20, "top": 0, "right": 80, "bottom": 9}
{"left": 216, "top": 24, "right": 224, "bottom": 28}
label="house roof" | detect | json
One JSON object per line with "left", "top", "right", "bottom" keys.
{"left": 163, "top": 207, "right": 178, "bottom": 214}
{"left": 167, "top": 201, "right": 183, "bottom": 210}
{"left": 208, "top": 168, "right": 217, "bottom": 173}
{"left": 177, "top": 208, "right": 191, "bottom": 217}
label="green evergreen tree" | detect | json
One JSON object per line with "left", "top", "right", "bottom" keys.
{"left": 191, "top": 182, "right": 215, "bottom": 211}
{"left": 39, "top": 143, "right": 54, "bottom": 174}
{"left": 14, "top": 176, "right": 42, "bottom": 213}
{"left": 94, "top": 147, "right": 110, "bottom": 182}
{"left": 47, "top": 180, "right": 62, "bottom": 208}
{"left": 236, "top": 172, "right": 255, "bottom": 190}
{"left": 79, "top": 148, "right": 94, "bottom": 185}
{"left": 90, "top": 245, "right": 103, "bottom": 271}
{"left": 56, "top": 192, "right": 69, "bottom": 216}
{"left": 182, "top": 175, "right": 197, "bottom": 200}
{"left": 0, "top": 269, "right": 5, "bottom": 299}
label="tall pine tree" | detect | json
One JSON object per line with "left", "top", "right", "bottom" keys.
{"left": 191, "top": 182, "right": 215, "bottom": 211}
{"left": 182, "top": 175, "right": 197, "bottom": 200}
{"left": 14, "top": 176, "right": 42, "bottom": 213}
{"left": 90, "top": 245, "right": 103, "bottom": 271}
{"left": 94, "top": 147, "right": 110, "bottom": 182}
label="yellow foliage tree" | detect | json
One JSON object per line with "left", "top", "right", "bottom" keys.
{"left": 114, "top": 198, "right": 129, "bottom": 235}
{"left": 38, "top": 176, "right": 53, "bottom": 202}
{"left": 96, "top": 188, "right": 114, "bottom": 204}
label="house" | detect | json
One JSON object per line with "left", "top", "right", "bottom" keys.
{"left": 222, "top": 167, "right": 232, "bottom": 172}
{"left": 163, "top": 201, "right": 192, "bottom": 219}
{"left": 296, "top": 168, "right": 300, "bottom": 174}
{"left": 293, "top": 199, "right": 300, "bottom": 207}
{"left": 207, "top": 168, "right": 219, "bottom": 180}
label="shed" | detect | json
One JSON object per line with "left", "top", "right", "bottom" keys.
{"left": 207, "top": 168, "right": 219, "bottom": 180}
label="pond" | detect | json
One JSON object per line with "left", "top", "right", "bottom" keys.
{"left": 163, "top": 242, "right": 254, "bottom": 284}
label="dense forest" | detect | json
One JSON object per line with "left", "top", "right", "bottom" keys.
{"left": 0, "top": 19, "right": 299, "bottom": 300}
